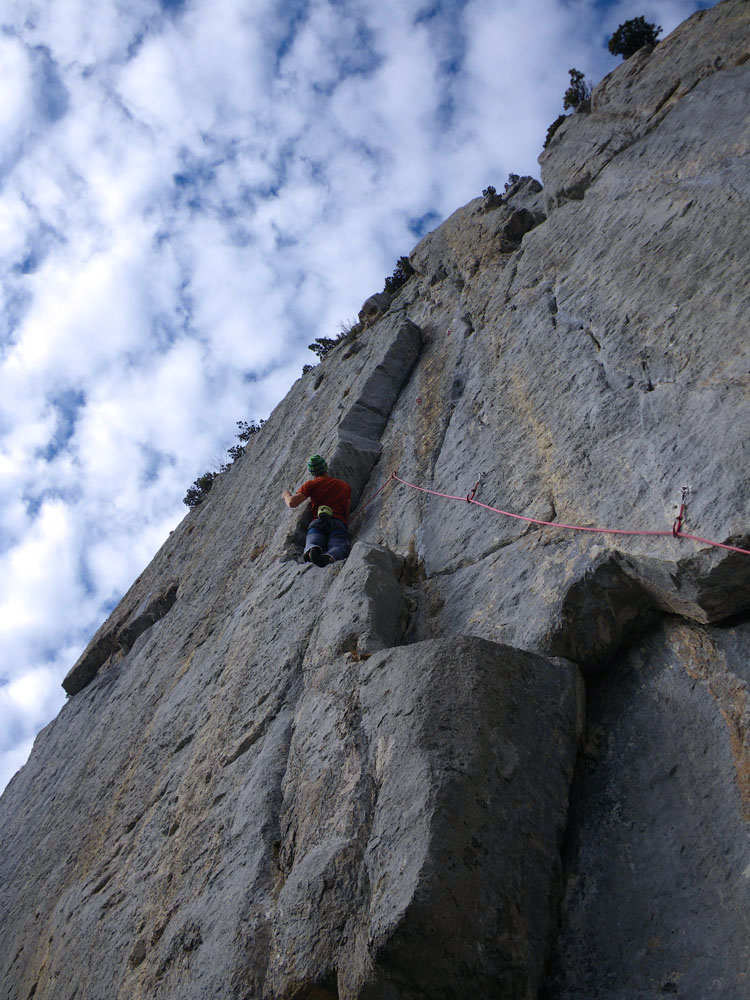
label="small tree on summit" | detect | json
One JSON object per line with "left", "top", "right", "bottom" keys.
{"left": 563, "top": 68, "right": 592, "bottom": 111}
{"left": 544, "top": 114, "right": 568, "bottom": 149}
{"left": 384, "top": 256, "right": 415, "bottom": 295}
{"left": 307, "top": 335, "right": 341, "bottom": 360}
{"left": 543, "top": 68, "right": 591, "bottom": 150}
{"left": 184, "top": 471, "right": 219, "bottom": 509}
{"left": 608, "top": 16, "right": 661, "bottom": 59}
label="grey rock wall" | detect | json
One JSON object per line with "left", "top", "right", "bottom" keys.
{"left": 268, "top": 636, "right": 583, "bottom": 1000}
{"left": 539, "top": 0, "right": 750, "bottom": 209}
{"left": 2, "top": 2, "right": 750, "bottom": 998}
{"left": 542, "top": 619, "right": 750, "bottom": 999}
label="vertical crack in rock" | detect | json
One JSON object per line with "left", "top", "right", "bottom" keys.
{"left": 427, "top": 349, "right": 468, "bottom": 483}
{"left": 232, "top": 649, "right": 307, "bottom": 999}
{"left": 268, "top": 672, "right": 373, "bottom": 996}
{"left": 544, "top": 616, "right": 750, "bottom": 999}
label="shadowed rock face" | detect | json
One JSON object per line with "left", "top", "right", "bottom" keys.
{"left": 542, "top": 619, "right": 750, "bottom": 1000}
{"left": 2, "top": 2, "right": 750, "bottom": 998}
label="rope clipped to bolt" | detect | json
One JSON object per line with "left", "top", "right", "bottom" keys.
{"left": 354, "top": 469, "right": 750, "bottom": 557}
{"left": 672, "top": 485, "right": 689, "bottom": 537}
{"left": 466, "top": 477, "right": 481, "bottom": 503}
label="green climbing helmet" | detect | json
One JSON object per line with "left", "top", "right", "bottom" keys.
{"left": 308, "top": 454, "right": 328, "bottom": 476}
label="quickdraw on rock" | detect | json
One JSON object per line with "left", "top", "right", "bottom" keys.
{"left": 466, "top": 474, "right": 483, "bottom": 503}
{"left": 672, "top": 485, "right": 690, "bottom": 537}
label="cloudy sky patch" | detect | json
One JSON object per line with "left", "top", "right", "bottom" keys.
{"left": 0, "top": 0, "right": 711, "bottom": 793}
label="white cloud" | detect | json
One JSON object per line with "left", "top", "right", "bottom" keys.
{"left": 0, "top": 501, "right": 83, "bottom": 639}
{"left": 0, "top": 35, "right": 35, "bottom": 156}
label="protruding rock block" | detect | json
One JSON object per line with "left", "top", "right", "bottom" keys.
{"left": 62, "top": 581, "right": 179, "bottom": 695}
{"left": 544, "top": 546, "right": 750, "bottom": 673}
{"left": 306, "top": 542, "right": 406, "bottom": 661}
{"left": 270, "top": 636, "right": 584, "bottom": 999}
{"left": 358, "top": 291, "right": 392, "bottom": 328}
{"left": 330, "top": 320, "right": 423, "bottom": 505}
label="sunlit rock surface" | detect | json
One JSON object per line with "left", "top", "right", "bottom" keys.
{"left": 2, "top": 2, "right": 749, "bottom": 997}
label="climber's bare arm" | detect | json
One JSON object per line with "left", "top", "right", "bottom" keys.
{"left": 282, "top": 490, "right": 307, "bottom": 509}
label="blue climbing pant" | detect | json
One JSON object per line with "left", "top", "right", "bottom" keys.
{"left": 304, "top": 517, "right": 350, "bottom": 562}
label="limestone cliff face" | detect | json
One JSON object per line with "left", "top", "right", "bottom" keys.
{"left": 2, "top": 2, "right": 749, "bottom": 998}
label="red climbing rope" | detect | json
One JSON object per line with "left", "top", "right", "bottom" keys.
{"left": 385, "top": 473, "right": 750, "bottom": 557}
{"left": 350, "top": 472, "right": 397, "bottom": 521}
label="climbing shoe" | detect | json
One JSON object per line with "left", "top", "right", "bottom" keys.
{"left": 307, "top": 546, "right": 328, "bottom": 568}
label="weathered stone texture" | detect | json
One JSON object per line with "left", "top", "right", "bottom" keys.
{"left": 542, "top": 619, "right": 750, "bottom": 999}
{"left": 2, "top": 2, "right": 750, "bottom": 998}
{"left": 540, "top": 0, "right": 750, "bottom": 209}
{"left": 358, "top": 291, "right": 392, "bottom": 327}
{"left": 269, "top": 637, "right": 583, "bottom": 1000}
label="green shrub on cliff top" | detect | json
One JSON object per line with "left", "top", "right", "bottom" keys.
{"left": 183, "top": 419, "right": 265, "bottom": 508}
{"left": 563, "top": 68, "right": 592, "bottom": 111}
{"left": 608, "top": 16, "right": 661, "bottom": 59}
{"left": 384, "top": 256, "right": 415, "bottom": 295}
{"left": 544, "top": 114, "right": 568, "bottom": 149}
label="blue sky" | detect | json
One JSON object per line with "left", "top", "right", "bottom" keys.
{"left": 0, "top": 0, "right": 711, "bottom": 793}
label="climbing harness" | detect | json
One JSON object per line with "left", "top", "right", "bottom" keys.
{"left": 352, "top": 470, "right": 750, "bottom": 557}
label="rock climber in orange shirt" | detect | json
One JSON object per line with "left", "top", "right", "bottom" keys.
{"left": 282, "top": 454, "right": 351, "bottom": 567}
